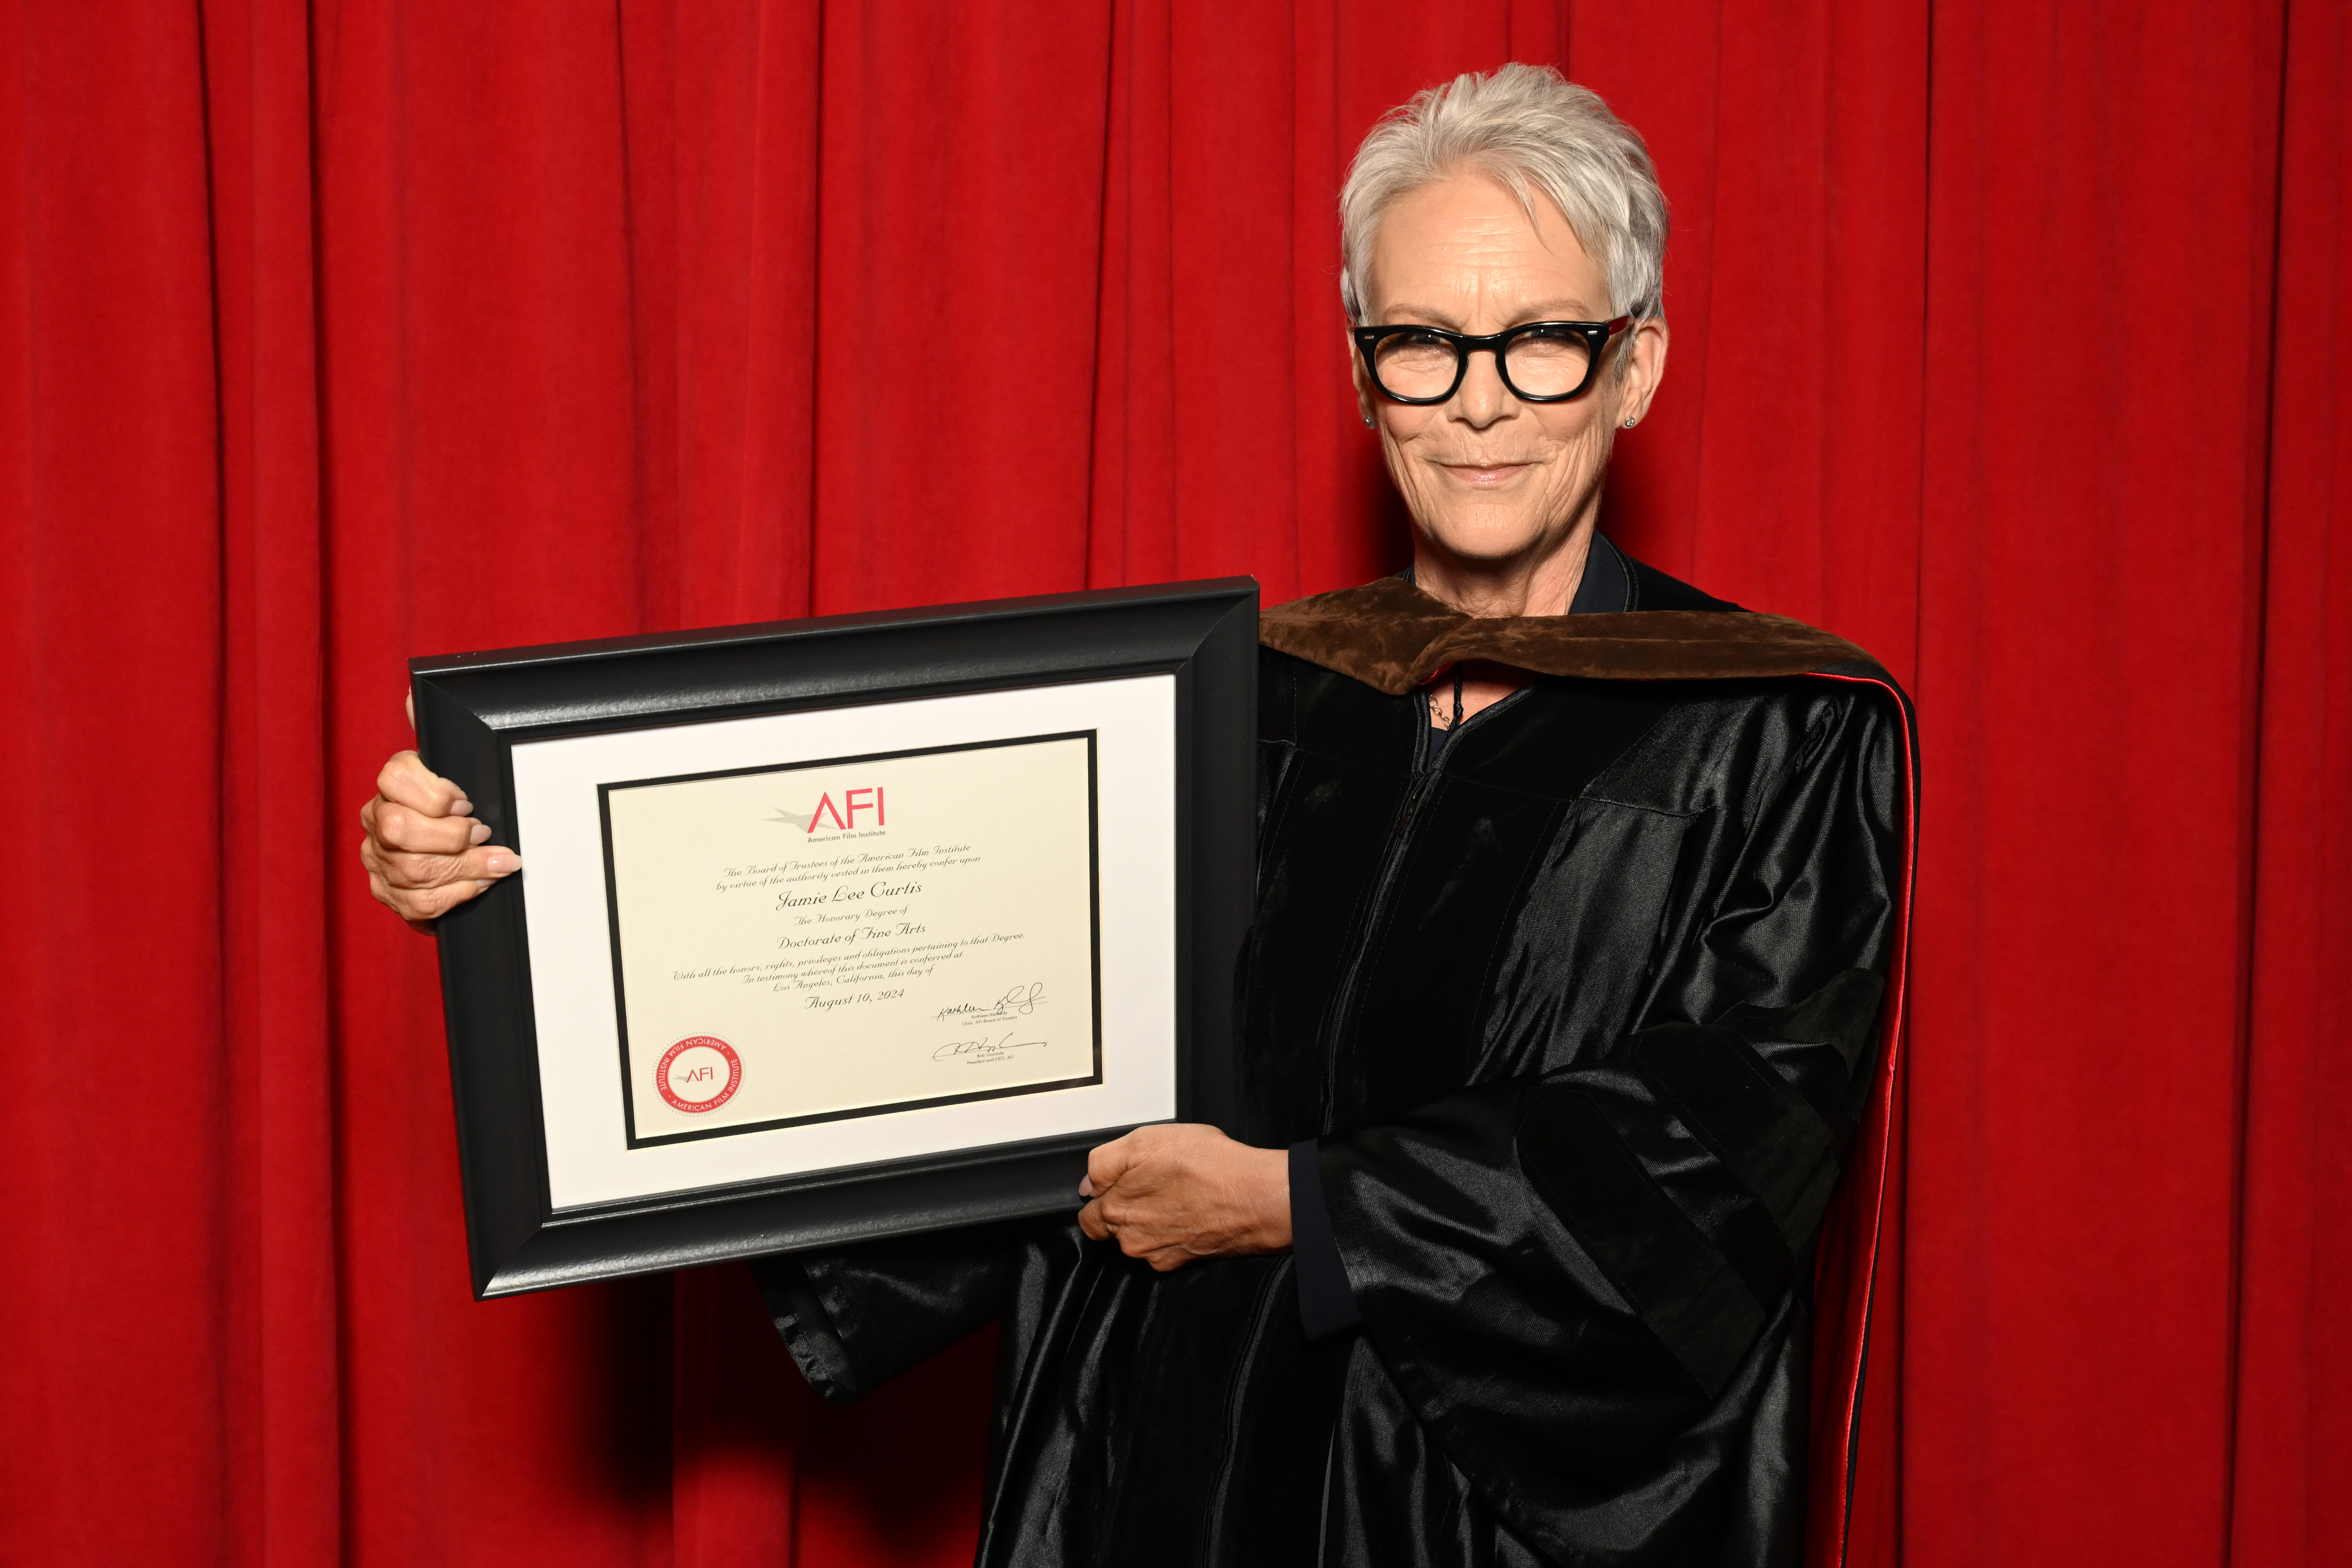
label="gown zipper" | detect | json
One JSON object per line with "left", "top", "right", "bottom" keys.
{"left": 1313, "top": 681, "right": 1524, "bottom": 1129}
{"left": 1300, "top": 676, "right": 1532, "bottom": 1563}
{"left": 1315, "top": 742, "right": 1428, "bottom": 1127}
{"left": 1201, "top": 1261, "right": 1292, "bottom": 1557}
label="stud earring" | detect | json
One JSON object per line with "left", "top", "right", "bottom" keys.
{"left": 1362, "top": 412, "right": 1376, "bottom": 428}
{"left": 1622, "top": 416, "right": 1637, "bottom": 428}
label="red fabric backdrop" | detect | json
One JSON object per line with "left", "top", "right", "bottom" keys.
{"left": 2, "top": 2, "right": 2345, "bottom": 1564}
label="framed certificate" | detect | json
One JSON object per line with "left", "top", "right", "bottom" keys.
{"left": 411, "top": 578, "right": 1257, "bottom": 1298}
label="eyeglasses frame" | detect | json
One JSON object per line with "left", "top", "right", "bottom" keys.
{"left": 1351, "top": 316, "right": 1636, "bottom": 406}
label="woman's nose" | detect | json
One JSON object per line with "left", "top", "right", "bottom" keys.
{"left": 1453, "top": 347, "right": 1513, "bottom": 426}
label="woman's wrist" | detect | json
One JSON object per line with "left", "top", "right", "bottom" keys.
{"left": 1252, "top": 1144, "right": 1294, "bottom": 1251}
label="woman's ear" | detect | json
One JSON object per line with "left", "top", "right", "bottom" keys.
{"left": 1347, "top": 331, "right": 1378, "bottom": 428}
{"left": 1613, "top": 317, "right": 1669, "bottom": 427}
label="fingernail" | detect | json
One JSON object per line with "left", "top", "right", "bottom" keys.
{"left": 1078, "top": 1178, "right": 1095, "bottom": 1198}
{"left": 452, "top": 799, "right": 474, "bottom": 816}
{"left": 469, "top": 821, "right": 491, "bottom": 845}
{"left": 485, "top": 853, "right": 517, "bottom": 875}
{"left": 475, "top": 879, "right": 492, "bottom": 891}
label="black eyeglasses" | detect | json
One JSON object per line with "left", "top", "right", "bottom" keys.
{"left": 1351, "top": 317, "right": 1633, "bottom": 405}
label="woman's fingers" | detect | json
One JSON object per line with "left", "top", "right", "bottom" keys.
{"left": 375, "top": 749, "right": 471, "bottom": 817}
{"left": 362, "top": 794, "right": 485, "bottom": 856}
{"left": 1083, "top": 1130, "right": 1141, "bottom": 1197}
{"left": 361, "top": 838, "right": 517, "bottom": 924}
{"left": 362, "top": 834, "right": 518, "bottom": 893}
{"left": 385, "top": 844, "right": 518, "bottom": 889}
{"left": 1077, "top": 1203, "right": 1176, "bottom": 1260}
{"left": 359, "top": 747, "right": 518, "bottom": 927}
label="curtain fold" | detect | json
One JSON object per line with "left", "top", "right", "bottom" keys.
{"left": 2230, "top": 3, "right": 2352, "bottom": 1563}
{"left": 1, "top": 2, "right": 2341, "bottom": 1564}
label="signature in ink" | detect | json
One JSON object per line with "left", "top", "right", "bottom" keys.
{"left": 931, "top": 1032, "right": 1046, "bottom": 1064}
{"left": 933, "top": 982, "right": 1046, "bottom": 1025}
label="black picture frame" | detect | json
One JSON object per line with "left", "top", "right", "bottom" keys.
{"left": 411, "top": 577, "right": 1258, "bottom": 1300}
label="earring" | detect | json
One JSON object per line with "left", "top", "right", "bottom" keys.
{"left": 1622, "top": 416, "right": 1637, "bottom": 428}
{"left": 1362, "top": 412, "right": 1376, "bottom": 428}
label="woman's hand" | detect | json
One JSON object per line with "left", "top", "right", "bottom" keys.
{"left": 358, "top": 746, "right": 520, "bottom": 932}
{"left": 1076, "top": 1124, "right": 1291, "bottom": 1272}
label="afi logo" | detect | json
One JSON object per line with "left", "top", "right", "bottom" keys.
{"left": 768, "top": 786, "right": 885, "bottom": 834}
{"left": 658, "top": 1035, "right": 741, "bottom": 1114}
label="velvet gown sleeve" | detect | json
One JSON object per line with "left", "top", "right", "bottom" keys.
{"left": 1316, "top": 684, "right": 1903, "bottom": 1501}
{"left": 745, "top": 1223, "right": 1019, "bottom": 1406}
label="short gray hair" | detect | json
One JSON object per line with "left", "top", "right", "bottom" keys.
{"left": 1339, "top": 64, "right": 1669, "bottom": 325}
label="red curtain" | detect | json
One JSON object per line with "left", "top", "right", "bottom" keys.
{"left": 3, "top": 2, "right": 2344, "bottom": 1564}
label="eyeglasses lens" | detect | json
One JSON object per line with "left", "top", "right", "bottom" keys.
{"left": 1500, "top": 327, "right": 1594, "bottom": 398}
{"left": 1372, "top": 333, "right": 1460, "bottom": 401}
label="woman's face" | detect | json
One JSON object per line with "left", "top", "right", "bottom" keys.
{"left": 1353, "top": 173, "right": 1666, "bottom": 572}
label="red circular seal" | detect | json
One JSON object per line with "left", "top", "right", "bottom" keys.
{"left": 656, "top": 1036, "right": 742, "bottom": 1114}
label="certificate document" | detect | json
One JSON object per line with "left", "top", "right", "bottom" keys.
{"left": 511, "top": 672, "right": 1185, "bottom": 1213}
{"left": 600, "top": 732, "right": 1101, "bottom": 1146}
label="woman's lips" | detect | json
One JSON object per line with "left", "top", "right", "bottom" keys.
{"left": 1438, "top": 461, "right": 1533, "bottom": 486}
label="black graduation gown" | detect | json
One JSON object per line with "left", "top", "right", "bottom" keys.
{"left": 749, "top": 557, "right": 1915, "bottom": 1568}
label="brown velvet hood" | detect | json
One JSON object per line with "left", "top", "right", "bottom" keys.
{"left": 1258, "top": 574, "right": 1880, "bottom": 692}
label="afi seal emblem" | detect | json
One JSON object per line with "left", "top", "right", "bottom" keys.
{"left": 656, "top": 1036, "right": 741, "bottom": 1113}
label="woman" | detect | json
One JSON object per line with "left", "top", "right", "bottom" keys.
{"left": 363, "top": 64, "right": 1910, "bottom": 1568}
